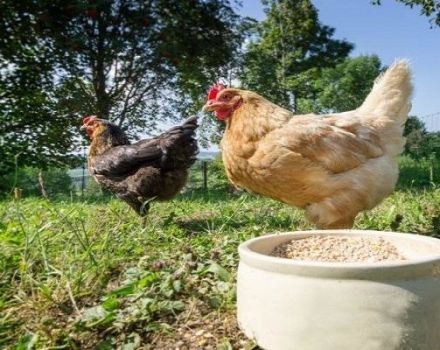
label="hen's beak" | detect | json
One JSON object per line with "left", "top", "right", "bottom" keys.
{"left": 202, "top": 99, "right": 220, "bottom": 112}
{"left": 80, "top": 118, "right": 104, "bottom": 131}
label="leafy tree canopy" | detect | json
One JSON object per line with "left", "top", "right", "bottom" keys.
{"left": 0, "top": 0, "right": 246, "bottom": 177}
{"left": 404, "top": 116, "right": 440, "bottom": 158}
{"left": 240, "top": 0, "right": 353, "bottom": 110}
{"left": 298, "top": 55, "right": 383, "bottom": 113}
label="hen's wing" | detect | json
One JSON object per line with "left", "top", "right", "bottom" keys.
{"left": 90, "top": 139, "right": 162, "bottom": 176}
{"left": 265, "top": 113, "right": 384, "bottom": 174}
{"left": 91, "top": 116, "right": 198, "bottom": 176}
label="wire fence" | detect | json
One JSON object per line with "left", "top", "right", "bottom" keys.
{"left": 8, "top": 154, "right": 438, "bottom": 202}
{"left": 69, "top": 158, "right": 222, "bottom": 198}
{"left": 68, "top": 157, "right": 439, "bottom": 201}
{"left": 64, "top": 113, "right": 440, "bottom": 198}
{"left": 11, "top": 150, "right": 439, "bottom": 203}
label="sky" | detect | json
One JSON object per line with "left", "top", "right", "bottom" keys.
{"left": 238, "top": 0, "right": 440, "bottom": 131}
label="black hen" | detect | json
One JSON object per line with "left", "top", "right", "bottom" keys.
{"left": 81, "top": 116, "right": 198, "bottom": 215}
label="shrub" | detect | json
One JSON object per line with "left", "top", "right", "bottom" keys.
{"left": 0, "top": 167, "right": 73, "bottom": 198}
{"left": 398, "top": 155, "right": 439, "bottom": 188}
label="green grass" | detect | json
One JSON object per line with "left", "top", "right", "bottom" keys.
{"left": 0, "top": 185, "right": 439, "bottom": 349}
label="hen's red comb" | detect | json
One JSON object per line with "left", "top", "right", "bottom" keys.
{"left": 83, "top": 115, "right": 96, "bottom": 125}
{"left": 207, "top": 83, "right": 226, "bottom": 100}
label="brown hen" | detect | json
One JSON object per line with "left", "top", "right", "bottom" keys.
{"left": 203, "top": 61, "right": 412, "bottom": 228}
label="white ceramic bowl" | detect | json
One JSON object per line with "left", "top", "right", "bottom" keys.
{"left": 237, "top": 230, "right": 440, "bottom": 350}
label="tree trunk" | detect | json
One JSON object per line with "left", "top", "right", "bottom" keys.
{"left": 38, "top": 170, "right": 49, "bottom": 199}
{"left": 94, "top": 13, "right": 111, "bottom": 119}
{"left": 277, "top": 2, "right": 289, "bottom": 110}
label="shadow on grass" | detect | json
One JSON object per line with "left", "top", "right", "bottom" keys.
{"left": 423, "top": 216, "right": 440, "bottom": 239}
{"left": 174, "top": 204, "right": 304, "bottom": 235}
{"left": 176, "top": 186, "right": 243, "bottom": 203}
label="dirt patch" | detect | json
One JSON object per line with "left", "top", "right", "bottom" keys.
{"left": 175, "top": 211, "right": 218, "bottom": 233}
{"left": 147, "top": 299, "right": 256, "bottom": 349}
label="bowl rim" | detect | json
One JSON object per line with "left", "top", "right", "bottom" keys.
{"left": 238, "top": 230, "right": 440, "bottom": 279}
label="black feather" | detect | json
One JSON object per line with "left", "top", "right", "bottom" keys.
{"left": 88, "top": 116, "right": 199, "bottom": 215}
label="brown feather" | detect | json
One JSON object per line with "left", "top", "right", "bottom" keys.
{"left": 216, "top": 61, "right": 412, "bottom": 228}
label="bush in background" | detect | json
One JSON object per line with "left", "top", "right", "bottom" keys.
{"left": 398, "top": 155, "right": 440, "bottom": 188}
{"left": 0, "top": 167, "right": 73, "bottom": 198}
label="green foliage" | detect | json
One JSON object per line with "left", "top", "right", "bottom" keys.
{"left": 81, "top": 176, "right": 110, "bottom": 200}
{"left": 0, "top": 0, "right": 245, "bottom": 131}
{"left": 0, "top": 1, "right": 82, "bottom": 174}
{"left": 419, "top": 132, "right": 440, "bottom": 158}
{"left": 298, "top": 55, "right": 383, "bottom": 113}
{"left": 206, "top": 156, "right": 230, "bottom": 187}
{"left": 240, "top": 0, "right": 353, "bottom": 110}
{"left": 0, "top": 0, "right": 246, "bottom": 173}
{"left": 0, "top": 76, "right": 80, "bottom": 176}
{"left": 404, "top": 116, "right": 440, "bottom": 159}
{"left": 184, "top": 158, "right": 230, "bottom": 192}
{"left": 0, "top": 167, "right": 73, "bottom": 198}
{"left": 398, "top": 155, "right": 440, "bottom": 188}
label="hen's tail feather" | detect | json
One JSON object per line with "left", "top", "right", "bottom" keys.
{"left": 357, "top": 59, "right": 412, "bottom": 125}
{"left": 166, "top": 115, "right": 198, "bottom": 134}
{"left": 161, "top": 116, "right": 199, "bottom": 169}
{"left": 180, "top": 115, "right": 199, "bottom": 165}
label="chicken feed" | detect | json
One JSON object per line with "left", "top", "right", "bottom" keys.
{"left": 271, "top": 235, "right": 406, "bottom": 262}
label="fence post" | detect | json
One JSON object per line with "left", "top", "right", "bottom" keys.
{"left": 81, "top": 143, "right": 86, "bottom": 198}
{"left": 202, "top": 160, "right": 208, "bottom": 190}
{"left": 81, "top": 164, "right": 85, "bottom": 198}
{"left": 14, "top": 188, "right": 22, "bottom": 201}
